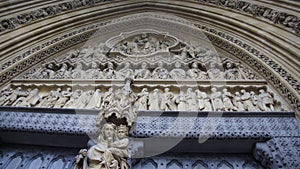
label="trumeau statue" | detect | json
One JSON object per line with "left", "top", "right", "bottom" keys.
{"left": 75, "top": 123, "right": 130, "bottom": 169}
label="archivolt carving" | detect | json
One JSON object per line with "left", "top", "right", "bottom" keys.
{"left": 193, "top": 0, "right": 300, "bottom": 35}
{"left": 0, "top": 0, "right": 299, "bottom": 36}
{"left": 0, "top": 0, "right": 114, "bottom": 33}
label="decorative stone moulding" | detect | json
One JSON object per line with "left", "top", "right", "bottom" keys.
{"left": 0, "top": 0, "right": 299, "bottom": 35}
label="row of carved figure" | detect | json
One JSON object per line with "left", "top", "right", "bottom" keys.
{"left": 0, "top": 86, "right": 283, "bottom": 112}
{"left": 22, "top": 60, "right": 257, "bottom": 80}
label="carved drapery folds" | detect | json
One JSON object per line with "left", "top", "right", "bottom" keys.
{"left": 75, "top": 123, "right": 130, "bottom": 169}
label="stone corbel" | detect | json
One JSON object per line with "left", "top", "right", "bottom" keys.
{"left": 253, "top": 140, "right": 286, "bottom": 169}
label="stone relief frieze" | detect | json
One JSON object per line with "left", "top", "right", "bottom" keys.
{"left": 0, "top": 83, "right": 289, "bottom": 113}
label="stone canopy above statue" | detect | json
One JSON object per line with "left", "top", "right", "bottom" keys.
{"left": 107, "top": 29, "right": 179, "bottom": 57}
